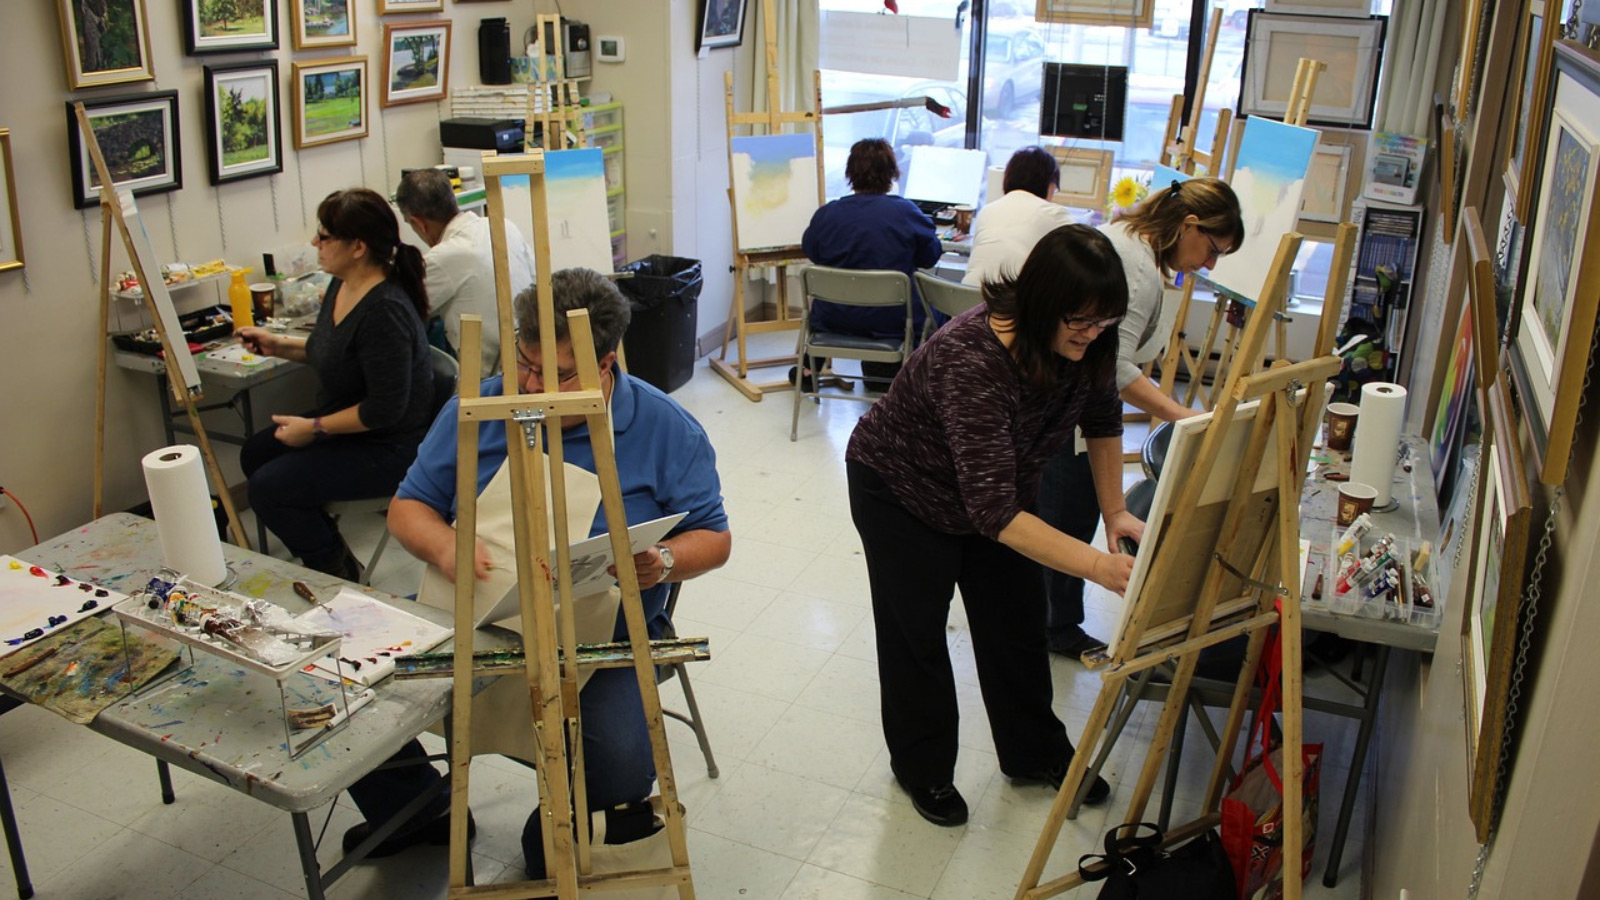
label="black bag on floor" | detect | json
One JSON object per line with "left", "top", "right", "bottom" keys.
{"left": 1078, "top": 822, "right": 1235, "bottom": 900}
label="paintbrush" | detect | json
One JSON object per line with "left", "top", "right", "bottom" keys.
{"left": 293, "top": 581, "right": 320, "bottom": 604}
{"left": 5, "top": 646, "right": 59, "bottom": 677}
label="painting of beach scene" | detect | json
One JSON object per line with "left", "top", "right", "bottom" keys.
{"left": 500, "top": 148, "right": 613, "bottom": 273}
{"left": 1205, "top": 116, "right": 1318, "bottom": 303}
{"left": 730, "top": 133, "right": 819, "bottom": 252}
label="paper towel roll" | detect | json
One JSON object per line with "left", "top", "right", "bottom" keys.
{"left": 141, "top": 445, "right": 227, "bottom": 586}
{"left": 1350, "top": 383, "right": 1407, "bottom": 506}
{"left": 986, "top": 165, "right": 1005, "bottom": 205}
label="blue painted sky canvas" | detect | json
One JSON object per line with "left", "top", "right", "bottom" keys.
{"left": 731, "top": 134, "right": 819, "bottom": 251}
{"left": 1206, "top": 117, "right": 1319, "bottom": 304}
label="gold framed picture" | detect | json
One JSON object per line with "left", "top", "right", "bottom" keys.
{"left": 56, "top": 0, "right": 156, "bottom": 90}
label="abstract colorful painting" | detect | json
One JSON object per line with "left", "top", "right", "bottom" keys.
{"left": 501, "top": 148, "right": 613, "bottom": 274}
{"left": 1205, "top": 116, "right": 1318, "bottom": 303}
{"left": 1430, "top": 293, "right": 1477, "bottom": 507}
{"left": 730, "top": 133, "right": 820, "bottom": 252}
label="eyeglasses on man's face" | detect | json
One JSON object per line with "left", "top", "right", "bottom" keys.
{"left": 1062, "top": 315, "right": 1123, "bottom": 332}
{"left": 515, "top": 348, "right": 581, "bottom": 387}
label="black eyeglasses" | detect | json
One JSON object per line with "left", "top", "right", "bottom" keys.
{"left": 1201, "top": 230, "right": 1226, "bottom": 260}
{"left": 314, "top": 229, "right": 343, "bottom": 243}
{"left": 1062, "top": 315, "right": 1123, "bottom": 332}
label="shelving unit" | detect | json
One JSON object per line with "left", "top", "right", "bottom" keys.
{"left": 582, "top": 101, "right": 627, "bottom": 269}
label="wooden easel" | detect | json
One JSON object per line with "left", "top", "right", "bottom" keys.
{"left": 1161, "top": 8, "right": 1233, "bottom": 177}
{"left": 1156, "top": 59, "right": 1331, "bottom": 412}
{"left": 79, "top": 102, "right": 250, "bottom": 550}
{"left": 528, "top": 14, "right": 586, "bottom": 152}
{"left": 707, "top": 0, "right": 825, "bottom": 402}
{"left": 440, "top": 150, "right": 693, "bottom": 900}
{"left": 1016, "top": 233, "right": 1341, "bottom": 900}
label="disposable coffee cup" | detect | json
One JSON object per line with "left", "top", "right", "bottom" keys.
{"left": 249, "top": 283, "right": 276, "bottom": 322}
{"left": 1336, "top": 482, "right": 1379, "bottom": 527}
{"left": 952, "top": 205, "right": 975, "bottom": 233}
{"left": 1326, "top": 402, "right": 1359, "bottom": 452}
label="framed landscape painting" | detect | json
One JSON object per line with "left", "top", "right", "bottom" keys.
{"left": 66, "top": 91, "right": 182, "bottom": 210}
{"left": 0, "top": 130, "right": 22, "bottom": 273}
{"left": 205, "top": 61, "right": 282, "bottom": 185}
{"left": 292, "top": 0, "right": 355, "bottom": 50}
{"left": 292, "top": 57, "right": 368, "bottom": 149}
{"left": 183, "top": 0, "right": 279, "bottom": 55}
{"left": 56, "top": 0, "right": 156, "bottom": 89}
{"left": 381, "top": 20, "right": 451, "bottom": 108}
{"left": 1511, "top": 43, "right": 1600, "bottom": 486}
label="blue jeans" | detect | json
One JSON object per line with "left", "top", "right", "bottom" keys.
{"left": 346, "top": 667, "right": 656, "bottom": 848}
{"left": 1036, "top": 442, "right": 1101, "bottom": 644}
{"left": 240, "top": 427, "right": 418, "bottom": 572}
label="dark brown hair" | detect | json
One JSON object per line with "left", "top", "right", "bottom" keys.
{"left": 317, "top": 187, "right": 429, "bottom": 320}
{"left": 1001, "top": 146, "right": 1061, "bottom": 199}
{"left": 845, "top": 138, "right": 898, "bottom": 194}
{"left": 982, "top": 224, "right": 1127, "bottom": 390}
{"left": 1115, "top": 176, "right": 1243, "bottom": 277}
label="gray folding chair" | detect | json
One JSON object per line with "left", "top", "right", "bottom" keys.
{"left": 791, "top": 265, "right": 914, "bottom": 441}
{"left": 660, "top": 583, "right": 718, "bottom": 777}
{"left": 913, "top": 271, "right": 984, "bottom": 342}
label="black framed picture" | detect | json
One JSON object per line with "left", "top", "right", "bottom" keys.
{"left": 182, "top": 0, "right": 279, "bottom": 55}
{"left": 697, "top": 0, "right": 748, "bottom": 51}
{"left": 205, "top": 61, "right": 283, "bottom": 185}
{"left": 66, "top": 90, "right": 182, "bottom": 210}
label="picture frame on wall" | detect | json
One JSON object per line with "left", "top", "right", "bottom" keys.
{"left": 1263, "top": 0, "right": 1372, "bottom": 16}
{"left": 292, "top": 0, "right": 356, "bottom": 50}
{"left": 56, "top": 0, "right": 156, "bottom": 90}
{"left": 1239, "top": 12, "right": 1387, "bottom": 129}
{"left": 697, "top": 0, "right": 749, "bottom": 51}
{"left": 0, "top": 130, "right": 23, "bottom": 273}
{"left": 204, "top": 61, "right": 283, "bottom": 186}
{"left": 1463, "top": 208, "right": 1500, "bottom": 387}
{"left": 378, "top": 0, "right": 442, "bottom": 13}
{"left": 1510, "top": 42, "right": 1600, "bottom": 487}
{"left": 292, "top": 57, "right": 369, "bottom": 149}
{"left": 1299, "top": 129, "right": 1365, "bottom": 226}
{"left": 1046, "top": 147, "right": 1114, "bottom": 210}
{"left": 1506, "top": 2, "right": 1555, "bottom": 223}
{"left": 1035, "top": 0, "right": 1153, "bottom": 28}
{"left": 66, "top": 91, "right": 182, "bottom": 211}
{"left": 1461, "top": 374, "right": 1533, "bottom": 845}
{"left": 183, "top": 0, "right": 279, "bottom": 55}
{"left": 381, "top": 20, "right": 452, "bottom": 108}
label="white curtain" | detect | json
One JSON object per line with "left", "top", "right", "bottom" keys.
{"left": 737, "top": 0, "right": 821, "bottom": 131}
{"left": 1374, "top": 0, "right": 1452, "bottom": 136}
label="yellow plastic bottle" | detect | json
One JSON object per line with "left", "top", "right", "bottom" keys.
{"left": 228, "top": 268, "right": 254, "bottom": 331}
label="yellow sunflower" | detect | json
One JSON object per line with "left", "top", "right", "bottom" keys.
{"left": 1107, "top": 176, "right": 1148, "bottom": 212}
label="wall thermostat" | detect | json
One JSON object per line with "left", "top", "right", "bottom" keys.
{"left": 597, "top": 35, "right": 625, "bottom": 63}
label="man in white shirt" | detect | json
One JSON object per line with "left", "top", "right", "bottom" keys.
{"left": 962, "top": 147, "right": 1079, "bottom": 286}
{"left": 395, "top": 169, "right": 536, "bottom": 374}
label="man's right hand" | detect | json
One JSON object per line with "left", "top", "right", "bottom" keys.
{"left": 436, "top": 537, "right": 494, "bottom": 583}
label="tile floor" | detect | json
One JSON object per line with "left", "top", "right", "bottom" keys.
{"left": 0, "top": 348, "right": 1374, "bottom": 899}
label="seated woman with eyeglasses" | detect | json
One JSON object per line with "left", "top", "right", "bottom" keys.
{"left": 844, "top": 224, "right": 1142, "bottom": 828}
{"left": 235, "top": 188, "right": 434, "bottom": 580}
{"left": 1039, "top": 176, "right": 1244, "bottom": 661}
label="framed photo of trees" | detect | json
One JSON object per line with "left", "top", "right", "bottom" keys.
{"left": 183, "top": 0, "right": 279, "bottom": 55}
{"left": 66, "top": 91, "right": 183, "bottom": 210}
{"left": 204, "top": 61, "right": 282, "bottom": 185}
{"left": 380, "top": 20, "right": 451, "bottom": 108}
{"left": 292, "top": 57, "right": 368, "bottom": 149}
{"left": 292, "top": 0, "right": 355, "bottom": 50}
{"left": 56, "top": 0, "right": 156, "bottom": 90}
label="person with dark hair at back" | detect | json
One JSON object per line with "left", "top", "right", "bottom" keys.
{"left": 339, "top": 268, "right": 731, "bottom": 875}
{"left": 394, "top": 169, "right": 536, "bottom": 375}
{"left": 962, "top": 146, "right": 1078, "bottom": 286}
{"left": 846, "top": 224, "right": 1143, "bottom": 827}
{"left": 236, "top": 187, "right": 434, "bottom": 580}
{"left": 1039, "top": 176, "right": 1245, "bottom": 661}
{"left": 799, "top": 137, "right": 942, "bottom": 390}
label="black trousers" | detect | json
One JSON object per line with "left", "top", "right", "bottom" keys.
{"left": 847, "top": 460, "right": 1073, "bottom": 788}
{"left": 1037, "top": 442, "right": 1102, "bottom": 643}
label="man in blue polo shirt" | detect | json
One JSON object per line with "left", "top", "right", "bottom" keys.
{"left": 341, "top": 267, "right": 731, "bottom": 873}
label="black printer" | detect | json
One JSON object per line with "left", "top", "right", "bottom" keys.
{"left": 439, "top": 118, "right": 526, "bottom": 153}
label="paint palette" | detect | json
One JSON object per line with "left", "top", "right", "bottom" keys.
{"left": 0, "top": 556, "right": 128, "bottom": 657}
{"left": 295, "top": 587, "right": 452, "bottom": 687}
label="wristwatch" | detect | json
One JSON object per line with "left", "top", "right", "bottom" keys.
{"left": 312, "top": 416, "right": 329, "bottom": 439}
{"left": 655, "top": 544, "right": 675, "bottom": 581}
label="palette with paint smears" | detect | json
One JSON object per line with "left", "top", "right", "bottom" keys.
{"left": 0, "top": 555, "right": 128, "bottom": 657}
{"left": 114, "top": 576, "right": 342, "bottom": 679}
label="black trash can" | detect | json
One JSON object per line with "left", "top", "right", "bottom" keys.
{"left": 617, "top": 255, "right": 702, "bottom": 393}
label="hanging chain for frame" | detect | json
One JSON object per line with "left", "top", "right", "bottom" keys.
{"left": 381, "top": 114, "right": 393, "bottom": 198}
{"left": 297, "top": 152, "right": 310, "bottom": 228}
{"left": 166, "top": 194, "right": 182, "bottom": 264}
{"left": 215, "top": 191, "right": 229, "bottom": 259}
{"left": 1466, "top": 298, "right": 1600, "bottom": 898}
{"left": 1565, "top": 0, "right": 1582, "bottom": 39}
{"left": 270, "top": 174, "right": 281, "bottom": 234}
{"left": 82, "top": 208, "right": 98, "bottom": 285}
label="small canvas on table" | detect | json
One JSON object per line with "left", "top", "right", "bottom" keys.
{"left": 1206, "top": 117, "right": 1318, "bottom": 304}
{"left": 500, "top": 148, "right": 613, "bottom": 274}
{"left": 730, "top": 133, "right": 819, "bottom": 252}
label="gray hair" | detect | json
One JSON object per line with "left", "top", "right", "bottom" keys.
{"left": 514, "top": 268, "right": 632, "bottom": 358}
{"left": 393, "top": 169, "right": 459, "bottom": 223}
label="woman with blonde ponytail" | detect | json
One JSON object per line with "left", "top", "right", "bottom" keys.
{"left": 236, "top": 188, "right": 436, "bottom": 579}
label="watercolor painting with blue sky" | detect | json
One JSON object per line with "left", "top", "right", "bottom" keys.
{"left": 1205, "top": 117, "right": 1318, "bottom": 304}
{"left": 730, "top": 133, "right": 819, "bottom": 251}
{"left": 501, "top": 148, "right": 612, "bottom": 274}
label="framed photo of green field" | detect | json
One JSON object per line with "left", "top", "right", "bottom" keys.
{"left": 56, "top": 0, "right": 156, "bottom": 90}
{"left": 0, "top": 130, "right": 23, "bottom": 273}
{"left": 183, "top": 0, "right": 279, "bottom": 55}
{"left": 205, "top": 61, "right": 282, "bottom": 185}
{"left": 292, "top": 57, "right": 368, "bottom": 149}
{"left": 292, "top": 0, "right": 356, "bottom": 50}
{"left": 381, "top": 21, "right": 451, "bottom": 108}
{"left": 66, "top": 91, "right": 182, "bottom": 210}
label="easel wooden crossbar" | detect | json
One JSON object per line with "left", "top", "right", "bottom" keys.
{"left": 1017, "top": 232, "right": 1341, "bottom": 900}
{"left": 79, "top": 102, "right": 250, "bottom": 550}
{"left": 708, "top": 0, "right": 825, "bottom": 402}
{"left": 440, "top": 151, "right": 693, "bottom": 899}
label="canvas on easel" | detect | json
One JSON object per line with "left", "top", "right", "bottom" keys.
{"left": 1016, "top": 231, "right": 1341, "bottom": 900}
{"left": 730, "top": 134, "right": 818, "bottom": 252}
{"left": 499, "top": 148, "right": 614, "bottom": 274}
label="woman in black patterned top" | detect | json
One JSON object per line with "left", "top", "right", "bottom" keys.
{"left": 845, "top": 224, "right": 1143, "bottom": 827}
{"left": 237, "top": 188, "right": 433, "bottom": 580}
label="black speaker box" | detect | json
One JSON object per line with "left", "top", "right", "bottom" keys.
{"left": 478, "top": 18, "right": 511, "bottom": 85}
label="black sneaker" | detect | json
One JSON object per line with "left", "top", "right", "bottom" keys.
{"left": 1011, "top": 760, "right": 1112, "bottom": 806}
{"left": 898, "top": 779, "right": 968, "bottom": 826}
{"left": 342, "top": 808, "right": 476, "bottom": 859}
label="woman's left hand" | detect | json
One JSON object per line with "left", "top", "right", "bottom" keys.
{"left": 1104, "top": 509, "right": 1146, "bottom": 553}
{"left": 271, "top": 414, "right": 317, "bottom": 448}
